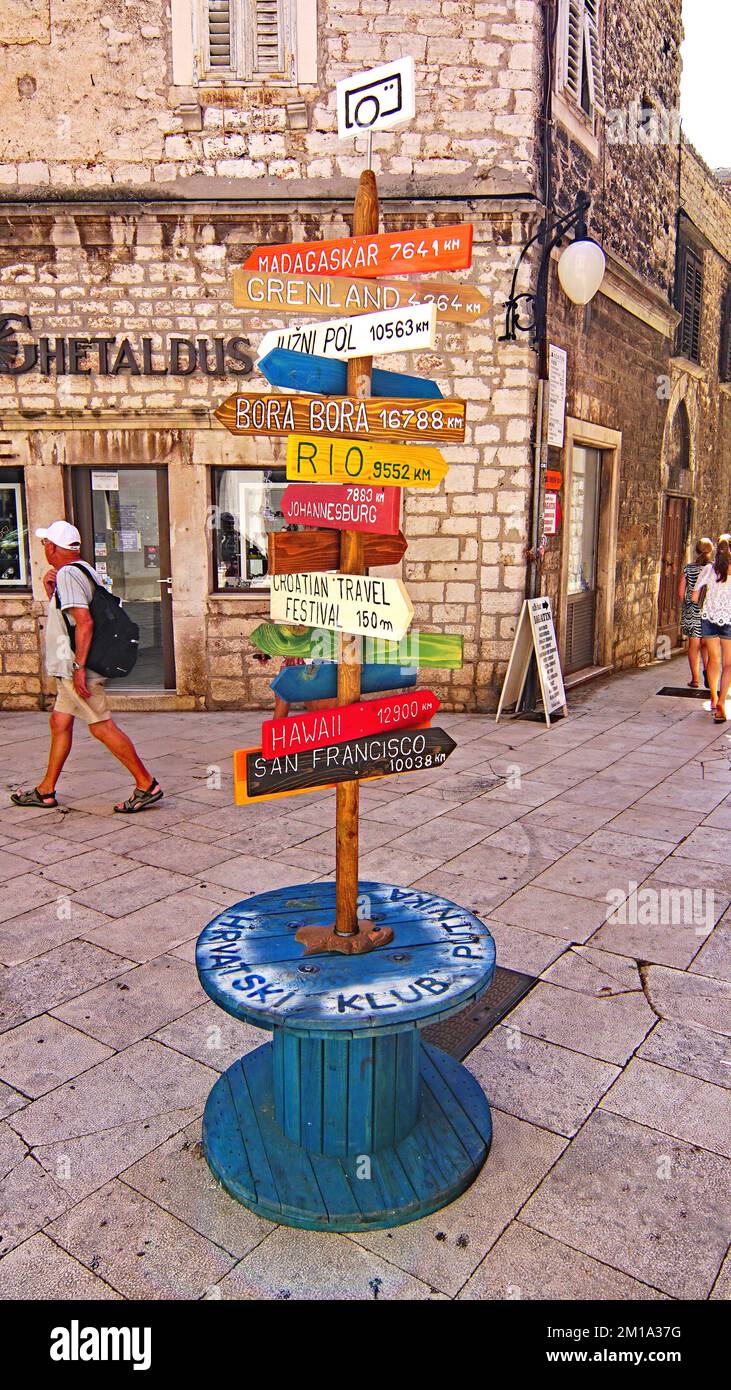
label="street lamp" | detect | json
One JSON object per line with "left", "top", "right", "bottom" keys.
{"left": 500, "top": 191, "right": 605, "bottom": 347}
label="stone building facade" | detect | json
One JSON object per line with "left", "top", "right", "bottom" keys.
{"left": 0, "top": 1, "right": 729, "bottom": 713}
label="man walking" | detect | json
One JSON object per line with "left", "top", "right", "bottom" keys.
{"left": 11, "top": 520, "right": 163, "bottom": 814}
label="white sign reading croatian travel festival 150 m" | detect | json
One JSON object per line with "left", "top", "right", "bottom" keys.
{"left": 257, "top": 303, "right": 436, "bottom": 363}
{"left": 336, "top": 57, "right": 416, "bottom": 140}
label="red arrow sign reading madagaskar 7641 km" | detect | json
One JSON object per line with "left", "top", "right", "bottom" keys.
{"left": 281, "top": 483, "right": 401, "bottom": 536}
{"left": 244, "top": 225, "right": 473, "bottom": 280}
{"left": 261, "top": 690, "right": 441, "bottom": 759}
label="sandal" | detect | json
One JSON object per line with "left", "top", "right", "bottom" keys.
{"left": 114, "top": 779, "right": 163, "bottom": 814}
{"left": 687, "top": 680, "right": 699, "bottom": 688}
{"left": 10, "top": 787, "right": 58, "bottom": 809}
{"left": 713, "top": 707, "right": 727, "bottom": 724}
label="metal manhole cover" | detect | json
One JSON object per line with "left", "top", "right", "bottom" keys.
{"left": 422, "top": 966, "right": 536, "bottom": 1061}
{"left": 656, "top": 687, "right": 708, "bottom": 698}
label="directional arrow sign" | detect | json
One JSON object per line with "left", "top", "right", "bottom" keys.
{"left": 271, "top": 662, "right": 417, "bottom": 704}
{"left": 267, "top": 528, "right": 407, "bottom": 575}
{"left": 233, "top": 269, "right": 488, "bottom": 324}
{"left": 257, "top": 348, "right": 442, "bottom": 399}
{"left": 286, "top": 434, "right": 448, "bottom": 489}
{"left": 262, "top": 690, "right": 441, "bottom": 758}
{"left": 282, "top": 483, "right": 401, "bottom": 535}
{"left": 270, "top": 571, "right": 414, "bottom": 641}
{"left": 234, "top": 727, "right": 457, "bottom": 804}
{"left": 256, "top": 303, "right": 436, "bottom": 362}
{"left": 215, "top": 394, "right": 466, "bottom": 443}
{"left": 244, "top": 224, "right": 473, "bottom": 279}
{"left": 251, "top": 622, "right": 463, "bottom": 668}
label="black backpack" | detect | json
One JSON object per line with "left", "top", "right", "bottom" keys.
{"left": 58, "top": 562, "right": 140, "bottom": 679}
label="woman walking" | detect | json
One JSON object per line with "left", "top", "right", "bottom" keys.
{"left": 692, "top": 538, "right": 731, "bottom": 723}
{"left": 679, "top": 537, "right": 714, "bottom": 688}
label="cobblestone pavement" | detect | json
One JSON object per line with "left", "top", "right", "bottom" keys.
{"left": 0, "top": 656, "right": 729, "bottom": 1301}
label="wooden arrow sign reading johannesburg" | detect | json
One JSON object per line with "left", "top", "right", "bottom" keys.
{"left": 234, "top": 727, "right": 457, "bottom": 804}
{"left": 262, "top": 690, "right": 441, "bottom": 758}
{"left": 243, "top": 225, "right": 473, "bottom": 279}
{"left": 256, "top": 303, "right": 436, "bottom": 362}
{"left": 270, "top": 662, "right": 417, "bottom": 704}
{"left": 286, "top": 434, "right": 448, "bottom": 489}
{"left": 267, "top": 528, "right": 407, "bottom": 575}
{"left": 281, "top": 483, "right": 401, "bottom": 535}
{"left": 215, "top": 394, "right": 465, "bottom": 443}
{"left": 257, "top": 348, "right": 442, "bottom": 399}
{"left": 251, "top": 622, "right": 464, "bottom": 668}
{"left": 234, "top": 269, "right": 488, "bottom": 325}
{"left": 270, "top": 571, "right": 414, "bottom": 641}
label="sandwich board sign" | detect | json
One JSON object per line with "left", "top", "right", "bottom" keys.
{"left": 256, "top": 303, "right": 436, "bottom": 363}
{"left": 495, "top": 596, "right": 567, "bottom": 728}
{"left": 336, "top": 57, "right": 416, "bottom": 139}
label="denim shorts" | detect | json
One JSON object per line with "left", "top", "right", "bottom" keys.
{"left": 701, "top": 618, "right": 731, "bottom": 639}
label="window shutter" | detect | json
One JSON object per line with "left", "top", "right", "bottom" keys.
{"left": 720, "top": 285, "right": 731, "bottom": 383}
{"left": 678, "top": 244, "right": 703, "bottom": 363}
{"left": 252, "top": 0, "right": 285, "bottom": 75}
{"left": 584, "top": 0, "right": 605, "bottom": 114}
{"left": 564, "top": 0, "right": 584, "bottom": 107}
{"left": 208, "top": 0, "right": 233, "bottom": 69}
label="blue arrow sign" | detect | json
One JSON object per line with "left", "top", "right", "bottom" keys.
{"left": 271, "top": 662, "right": 418, "bottom": 703}
{"left": 257, "top": 348, "right": 443, "bottom": 399}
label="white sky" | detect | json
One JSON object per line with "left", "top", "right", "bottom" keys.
{"left": 681, "top": 0, "right": 731, "bottom": 168}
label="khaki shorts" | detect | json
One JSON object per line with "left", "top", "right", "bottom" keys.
{"left": 54, "top": 677, "right": 110, "bottom": 725}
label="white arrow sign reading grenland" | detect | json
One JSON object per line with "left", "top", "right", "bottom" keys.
{"left": 257, "top": 303, "right": 436, "bottom": 363}
{"left": 337, "top": 57, "right": 416, "bottom": 140}
{"left": 270, "top": 572, "right": 414, "bottom": 641}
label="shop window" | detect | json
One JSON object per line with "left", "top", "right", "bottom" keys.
{"left": 556, "top": 0, "right": 605, "bottom": 123}
{"left": 0, "top": 467, "right": 30, "bottom": 589}
{"left": 720, "top": 284, "right": 731, "bottom": 383}
{"left": 675, "top": 241, "right": 703, "bottom": 364}
{"left": 212, "top": 467, "right": 293, "bottom": 592}
{"left": 171, "top": 0, "right": 317, "bottom": 86}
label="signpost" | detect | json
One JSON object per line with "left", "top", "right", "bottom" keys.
{"left": 234, "top": 726, "right": 457, "bottom": 804}
{"left": 243, "top": 223, "right": 473, "bottom": 279}
{"left": 281, "top": 482, "right": 401, "bottom": 535}
{"left": 261, "top": 689, "right": 441, "bottom": 757}
{"left": 270, "top": 570, "right": 414, "bottom": 642}
{"left": 257, "top": 347, "right": 443, "bottom": 398}
{"left": 266, "top": 527, "right": 407, "bottom": 574}
{"left": 215, "top": 392, "right": 465, "bottom": 442}
{"left": 234, "top": 269, "right": 488, "bottom": 324}
{"left": 286, "top": 434, "right": 449, "bottom": 487}
{"left": 270, "top": 661, "right": 417, "bottom": 704}
{"left": 256, "top": 303, "right": 437, "bottom": 362}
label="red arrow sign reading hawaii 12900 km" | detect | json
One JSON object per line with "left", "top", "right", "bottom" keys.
{"left": 244, "top": 225, "right": 473, "bottom": 280}
{"left": 261, "top": 690, "right": 441, "bottom": 759}
{"left": 281, "top": 483, "right": 401, "bottom": 536}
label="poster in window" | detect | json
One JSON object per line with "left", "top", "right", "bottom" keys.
{"left": 0, "top": 482, "right": 28, "bottom": 587}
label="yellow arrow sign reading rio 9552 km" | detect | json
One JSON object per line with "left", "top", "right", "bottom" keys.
{"left": 286, "top": 434, "right": 448, "bottom": 489}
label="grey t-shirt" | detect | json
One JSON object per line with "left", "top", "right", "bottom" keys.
{"left": 55, "top": 560, "right": 105, "bottom": 681}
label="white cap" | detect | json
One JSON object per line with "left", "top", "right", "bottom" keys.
{"left": 35, "top": 520, "right": 82, "bottom": 549}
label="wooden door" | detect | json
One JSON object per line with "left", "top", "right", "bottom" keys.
{"left": 657, "top": 496, "right": 690, "bottom": 645}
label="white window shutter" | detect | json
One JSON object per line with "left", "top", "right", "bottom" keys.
{"left": 171, "top": 0, "right": 196, "bottom": 85}
{"left": 584, "top": 0, "right": 606, "bottom": 114}
{"left": 564, "top": 0, "right": 584, "bottom": 108}
{"left": 252, "top": 0, "right": 285, "bottom": 76}
{"left": 207, "top": 0, "right": 233, "bottom": 69}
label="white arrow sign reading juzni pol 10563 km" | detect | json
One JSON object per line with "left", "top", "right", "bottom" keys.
{"left": 256, "top": 303, "right": 436, "bottom": 363}
{"left": 270, "top": 572, "right": 414, "bottom": 642}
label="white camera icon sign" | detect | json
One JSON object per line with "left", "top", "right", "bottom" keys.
{"left": 337, "top": 57, "right": 416, "bottom": 140}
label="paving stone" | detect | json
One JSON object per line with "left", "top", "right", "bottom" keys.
{"left": 578, "top": 828, "right": 672, "bottom": 867}
{"left": 350, "top": 1108, "right": 566, "bottom": 1296}
{"left": 0, "top": 1232, "right": 122, "bottom": 1299}
{"left": 600, "top": 1058, "right": 731, "bottom": 1159}
{"left": 644, "top": 965, "right": 731, "bottom": 1037}
{"left": 440, "top": 797, "right": 528, "bottom": 830}
{"left": 674, "top": 826, "right": 731, "bottom": 865}
{"left": 522, "top": 1109, "right": 731, "bottom": 1299}
{"left": 362, "top": 792, "right": 455, "bottom": 828}
{"left": 0, "top": 899, "right": 111, "bottom": 968}
{"left": 357, "top": 846, "right": 444, "bottom": 886}
{"left": 124, "top": 839, "right": 238, "bottom": 875}
{"left": 492, "top": 885, "right": 611, "bottom": 942}
{"left": 0, "top": 1120, "right": 28, "bottom": 1176}
{"left": 72, "top": 865, "right": 201, "bottom": 917}
{"left": 52, "top": 955, "right": 206, "bottom": 1049}
{"left": 221, "top": 1227, "right": 442, "bottom": 1301}
{"left": 385, "top": 818, "right": 491, "bottom": 864}
{"left": 710, "top": 1248, "right": 731, "bottom": 1300}
{"left": 122, "top": 1123, "right": 271, "bottom": 1259}
{"left": 482, "top": 919, "right": 566, "bottom": 975}
{"left": 0, "top": 1154, "right": 75, "bottom": 1257}
{"left": 0, "top": 1016, "right": 113, "bottom": 1098}
{"left": 0, "top": 941, "right": 133, "bottom": 1035}
{"left": 409, "top": 871, "right": 514, "bottom": 920}
{"left": 690, "top": 921, "right": 731, "bottom": 981}
{"left": 152, "top": 1002, "right": 263, "bottom": 1071}
{"left": 77, "top": 891, "right": 218, "bottom": 963}
{"left": 639, "top": 782, "right": 729, "bottom": 813}
{"left": 605, "top": 806, "right": 704, "bottom": 843}
{"left": 0, "top": 834, "right": 76, "bottom": 867}
{"left": 0, "top": 873, "right": 65, "bottom": 925}
{"left": 532, "top": 850, "right": 654, "bottom": 903}
{"left": 541, "top": 945, "right": 644, "bottom": 995}
{"left": 589, "top": 910, "right": 710, "bottom": 969}
{"left": 704, "top": 803, "right": 731, "bottom": 831}
{"left": 466, "top": 1027, "right": 619, "bottom": 1137}
{"left": 0, "top": 1080, "right": 26, "bottom": 1121}
{"left": 637, "top": 1020, "right": 731, "bottom": 1090}
{"left": 36, "top": 849, "right": 136, "bottom": 891}
{"left": 647, "top": 857, "right": 731, "bottom": 896}
{"left": 202, "top": 855, "right": 320, "bottom": 894}
{"left": 458, "top": 1221, "right": 668, "bottom": 1301}
{"left": 48, "top": 1180, "right": 235, "bottom": 1300}
{"left": 505, "top": 980, "right": 655, "bottom": 1065}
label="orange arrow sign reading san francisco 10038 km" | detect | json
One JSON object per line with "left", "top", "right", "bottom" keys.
{"left": 286, "top": 434, "right": 448, "bottom": 489}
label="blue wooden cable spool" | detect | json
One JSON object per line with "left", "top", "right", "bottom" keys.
{"left": 196, "top": 881, "right": 495, "bottom": 1230}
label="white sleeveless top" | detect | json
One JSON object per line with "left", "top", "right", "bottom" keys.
{"left": 695, "top": 564, "right": 731, "bottom": 626}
